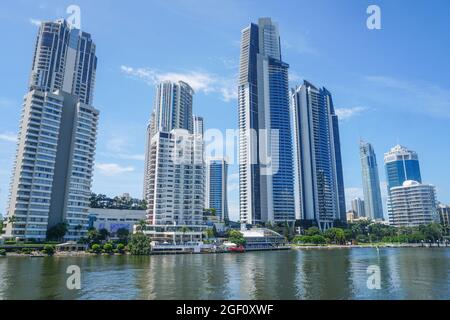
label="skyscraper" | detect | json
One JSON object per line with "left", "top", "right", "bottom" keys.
{"left": 291, "top": 81, "right": 346, "bottom": 230}
{"left": 238, "top": 18, "right": 295, "bottom": 225}
{"left": 143, "top": 81, "right": 205, "bottom": 226}
{"left": 384, "top": 145, "right": 422, "bottom": 191}
{"left": 143, "top": 82, "right": 195, "bottom": 200}
{"left": 4, "top": 20, "right": 99, "bottom": 241}
{"left": 152, "top": 81, "right": 194, "bottom": 134}
{"left": 359, "top": 141, "right": 384, "bottom": 220}
{"left": 145, "top": 130, "right": 204, "bottom": 226}
{"left": 389, "top": 180, "right": 437, "bottom": 227}
{"left": 351, "top": 197, "right": 366, "bottom": 218}
{"left": 384, "top": 145, "right": 423, "bottom": 225}
{"left": 205, "top": 158, "right": 229, "bottom": 221}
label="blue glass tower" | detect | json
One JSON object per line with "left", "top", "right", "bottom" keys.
{"left": 384, "top": 145, "right": 422, "bottom": 190}
{"left": 291, "top": 81, "right": 347, "bottom": 230}
{"left": 206, "top": 158, "right": 229, "bottom": 221}
{"left": 238, "top": 18, "right": 295, "bottom": 224}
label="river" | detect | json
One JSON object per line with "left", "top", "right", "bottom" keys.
{"left": 0, "top": 247, "right": 448, "bottom": 299}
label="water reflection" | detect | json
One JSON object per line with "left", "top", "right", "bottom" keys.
{"left": 0, "top": 248, "right": 448, "bottom": 300}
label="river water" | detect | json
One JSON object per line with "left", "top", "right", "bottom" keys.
{"left": 0, "top": 247, "right": 448, "bottom": 300}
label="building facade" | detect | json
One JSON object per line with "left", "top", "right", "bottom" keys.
{"left": 437, "top": 204, "right": 450, "bottom": 229}
{"left": 145, "top": 130, "right": 204, "bottom": 226}
{"left": 4, "top": 20, "right": 99, "bottom": 241}
{"left": 205, "top": 158, "right": 229, "bottom": 221}
{"left": 359, "top": 141, "right": 384, "bottom": 220}
{"left": 152, "top": 81, "right": 194, "bottom": 134}
{"left": 389, "top": 180, "right": 437, "bottom": 227}
{"left": 351, "top": 197, "right": 366, "bottom": 218}
{"left": 291, "top": 81, "right": 346, "bottom": 230}
{"left": 238, "top": 17, "right": 295, "bottom": 225}
{"left": 88, "top": 208, "right": 146, "bottom": 234}
{"left": 384, "top": 145, "right": 422, "bottom": 223}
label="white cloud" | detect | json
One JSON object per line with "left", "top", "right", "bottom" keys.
{"left": 0, "top": 97, "right": 16, "bottom": 108}
{"left": 104, "top": 136, "right": 145, "bottom": 161}
{"left": 29, "top": 18, "right": 41, "bottom": 27}
{"left": 120, "top": 65, "right": 237, "bottom": 102}
{"left": 335, "top": 106, "right": 367, "bottom": 120}
{"left": 0, "top": 132, "right": 17, "bottom": 143}
{"left": 364, "top": 75, "right": 450, "bottom": 118}
{"left": 95, "top": 163, "right": 135, "bottom": 176}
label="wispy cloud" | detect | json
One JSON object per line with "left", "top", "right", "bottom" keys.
{"left": 104, "top": 136, "right": 145, "bottom": 161}
{"left": 0, "top": 97, "right": 16, "bottom": 108}
{"left": 29, "top": 18, "right": 41, "bottom": 27}
{"left": 120, "top": 65, "right": 237, "bottom": 102}
{"left": 95, "top": 163, "right": 135, "bottom": 176}
{"left": 336, "top": 106, "right": 367, "bottom": 121}
{"left": 0, "top": 132, "right": 17, "bottom": 143}
{"left": 364, "top": 75, "right": 450, "bottom": 118}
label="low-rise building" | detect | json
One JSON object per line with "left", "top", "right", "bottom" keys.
{"left": 88, "top": 208, "right": 146, "bottom": 235}
{"left": 240, "top": 227, "right": 288, "bottom": 251}
{"left": 437, "top": 204, "right": 450, "bottom": 228}
{"left": 389, "top": 180, "right": 438, "bottom": 227}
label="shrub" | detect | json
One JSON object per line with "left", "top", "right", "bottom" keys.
{"left": 117, "top": 243, "right": 125, "bottom": 253}
{"left": 103, "top": 243, "right": 113, "bottom": 254}
{"left": 21, "top": 248, "right": 32, "bottom": 255}
{"left": 91, "top": 244, "right": 101, "bottom": 254}
{"left": 0, "top": 249, "right": 6, "bottom": 256}
{"left": 43, "top": 244, "right": 55, "bottom": 256}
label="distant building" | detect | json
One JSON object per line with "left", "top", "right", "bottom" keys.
{"left": 205, "top": 158, "right": 229, "bottom": 221}
{"left": 291, "top": 81, "right": 346, "bottom": 229}
{"left": 389, "top": 180, "right": 438, "bottom": 227}
{"left": 359, "top": 141, "right": 384, "bottom": 221}
{"left": 384, "top": 145, "right": 422, "bottom": 223}
{"left": 351, "top": 197, "right": 366, "bottom": 218}
{"left": 346, "top": 210, "right": 369, "bottom": 223}
{"left": 88, "top": 208, "right": 146, "bottom": 235}
{"left": 437, "top": 204, "right": 450, "bottom": 228}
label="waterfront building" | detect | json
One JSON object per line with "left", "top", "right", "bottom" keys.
{"left": 384, "top": 145, "right": 422, "bottom": 222}
{"left": 291, "top": 81, "right": 346, "bottom": 230}
{"left": 238, "top": 18, "right": 295, "bottom": 225}
{"left": 145, "top": 129, "right": 204, "bottom": 226}
{"left": 205, "top": 158, "right": 229, "bottom": 221}
{"left": 389, "top": 180, "right": 438, "bottom": 227}
{"left": 359, "top": 141, "right": 384, "bottom": 220}
{"left": 4, "top": 20, "right": 99, "bottom": 241}
{"left": 351, "top": 197, "right": 366, "bottom": 218}
{"left": 437, "top": 204, "right": 450, "bottom": 229}
{"left": 88, "top": 208, "right": 146, "bottom": 235}
{"left": 239, "top": 227, "right": 288, "bottom": 251}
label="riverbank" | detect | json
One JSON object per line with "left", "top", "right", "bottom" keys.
{"left": 292, "top": 243, "right": 450, "bottom": 249}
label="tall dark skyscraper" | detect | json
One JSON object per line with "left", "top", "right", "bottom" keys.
{"left": 291, "top": 81, "right": 346, "bottom": 230}
{"left": 4, "top": 20, "right": 99, "bottom": 241}
{"left": 238, "top": 18, "right": 295, "bottom": 225}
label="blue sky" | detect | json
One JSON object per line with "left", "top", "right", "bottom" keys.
{"left": 0, "top": 0, "right": 449, "bottom": 221}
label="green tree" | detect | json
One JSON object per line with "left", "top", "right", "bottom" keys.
{"left": 227, "top": 230, "right": 246, "bottom": 246}
{"left": 46, "top": 222, "right": 68, "bottom": 242}
{"left": 128, "top": 233, "right": 151, "bottom": 255}
{"left": 116, "top": 228, "right": 130, "bottom": 243}
{"left": 324, "top": 228, "right": 346, "bottom": 244}
{"left": 305, "top": 226, "right": 321, "bottom": 236}
{"left": 136, "top": 220, "right": 147, "bottom": 233}
{"left": 43, "top": 244, "right": 55, "bottom": 256}
{"left": 99, "top": 228, "right": 110, "bottom": 241}
{"left": 87, "top": 228, "right": 101, "bottom": 245}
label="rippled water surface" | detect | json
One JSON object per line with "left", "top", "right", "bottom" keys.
{"left": 0, "top": 248, "right": 448, "bottom": 299}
